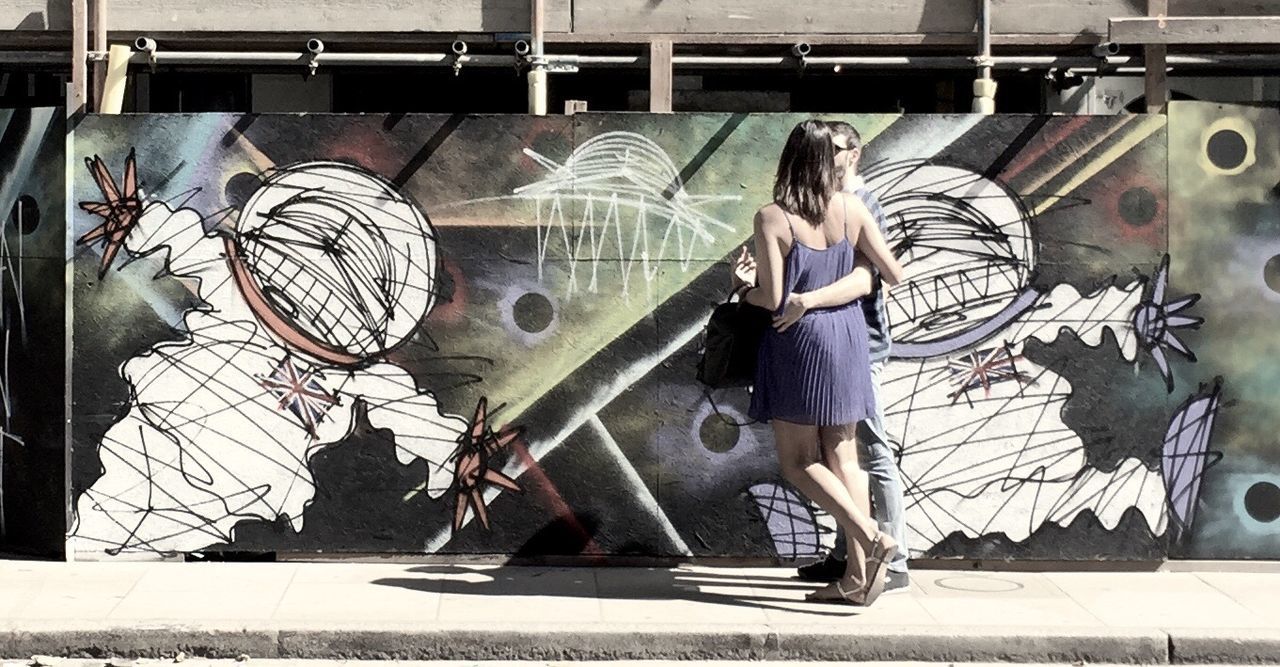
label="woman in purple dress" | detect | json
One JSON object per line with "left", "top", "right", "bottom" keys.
{"left": 732, "top": 119, "right": 905, "bottom": 606}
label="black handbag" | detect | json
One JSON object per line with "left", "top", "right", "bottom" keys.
{"left": 696, "top": 285, "right": 772, "bottom": 389}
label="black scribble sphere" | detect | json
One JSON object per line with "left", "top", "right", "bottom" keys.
{"left": 512, "top": 292, "right": 554, "bottom": 334}
{"left": 1118, "top": 187, "right": 1158, "bottom": 227}
{"left": 1244, "top": 481, "right": 1280, "bottom": 523}
{"left": 234, "top": 162, "right": 436, "bottom": 361}
{"left": 1207, "top": 129, "right": 1248, "bottom": 171}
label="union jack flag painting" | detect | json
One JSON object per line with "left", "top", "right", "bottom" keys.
{"left": 259, "top": 357, "right": 339, "bottom": 439}
{"left": 945, "top": 344, "right": 1034, "bottom": 405}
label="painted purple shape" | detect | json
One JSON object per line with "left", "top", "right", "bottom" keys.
{"left": 891, "top": 287, "right": 1044, "bottom": 359}
{"left": 1134, "top": 254, "right": 1205, "bottom": 393}
{"left": 1161, "top": 379, "right": 1224, "bottom": 535}
{"left": 748, "top": 482, "right": 825, "bottom": 559}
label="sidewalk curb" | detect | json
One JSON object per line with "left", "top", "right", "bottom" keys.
{"left": 278, "top": 626, "right": 772, "bottom": 660}
{"left": 769, "top": 625, "right": 1168, "bottom": 663}
{"left": 0, "top": 628, "right": 277, "bottom": 660}
{"left": 1167, "top": 628, "right": 1280, "bottom": 664}
{"left": 0, "top": 624, "right": 1210, "bottom": 663}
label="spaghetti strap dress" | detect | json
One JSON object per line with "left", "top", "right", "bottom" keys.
{"left": 748, "top": 210, "right": 877, "bottom": 426}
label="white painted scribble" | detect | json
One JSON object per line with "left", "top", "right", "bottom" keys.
{"left": 448, "top": 131, "right": 741, "bottom": 300}
{"left": 72, "top": 160, "right": 479, "bottom": 557}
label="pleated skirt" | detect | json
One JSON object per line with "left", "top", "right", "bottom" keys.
{"left": 748, "top": 306, "right": 877, "bottom": 427}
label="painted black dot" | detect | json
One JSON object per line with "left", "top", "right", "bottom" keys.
{"left": 513, "top": 292, "right": 554, "bottom": 333}
{"left": 1264, "top": 255, "right": 1280, "bottom": 295}
{"left": 1206, "top": 129, "right": 1248, "bottom": 171}
{"left": 1244, "top": 482, "right": 1280, "bottom": 523}
{"left": 698, "top": 414, "right": 740, "bottom": 453}
{"left": 1118, "top": 187, "right": 1158, "bottom": 227}
{"left": 7, "top": 195, "right": 40, "bottom": 235}
{"left": 224, "top": 172, "right": 262, "bottom": 208}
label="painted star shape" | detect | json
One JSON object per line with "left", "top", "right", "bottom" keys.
{"left": 451, "top": 397, "right": 523, "bottom": 533}
{"left": 78, "top": 149, "right": 142, "bottom": 279}
{"left": 1133, "top": 254, "right": 1203, "bottom": 393}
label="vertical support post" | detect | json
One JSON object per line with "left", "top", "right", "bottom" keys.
{"left": 527, "top": 0, "right": 547, "bottom": 115}
{"left": 90, "top": 0, "right": 107, "bottom": 111}
{"left": 1145, "top": 0, "right": 1169, "bottom": 114}
{"left": 70, "top": 0, "right": 88, "bottom": 118}
{"left": 649, "top": 39, "right": 673, "bottom": 113}
{"left": 972, "top": 0, "right": 996, "bottom": 114}
{"left": 99, "top": 44, "right": 131, "bottom": 114}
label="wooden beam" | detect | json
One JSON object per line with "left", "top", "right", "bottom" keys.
{"left": 1113, "top": 16, "right": 1280, "bottom": 45}
{"left": 1145, "top": 44, "right": 1167, "bottom": 112}
{"left": 648, "top": 39, "right": 673, "bottom": 113}
{"left": 90, "top": 0, "right": 106, "bottom": 111}
{"left": 1144, "top": 0, "right": 1168, "bottom": 114}
{"left": 70, "top": 0, "right": 87, "bottom": 118}
{"left": 545, "top": 31, "right": 1100, "bottom": 47}
{"left": 53, "top": 0, "right": 573, "bottom": 33}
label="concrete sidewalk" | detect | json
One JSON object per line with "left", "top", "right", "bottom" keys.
{"left": 1, "top": 561, "right": 1277, "bottom": 663}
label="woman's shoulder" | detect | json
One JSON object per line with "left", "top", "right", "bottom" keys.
{"left": 754, "top": 202, "right": 789, "bottom": 229}
{"left": 830, "top": 190, "right": 873, "bottom": 223}
{"left": 756, "top": 201, "right": 784, "bottom": 217}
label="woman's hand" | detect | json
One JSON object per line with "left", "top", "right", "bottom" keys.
{"left": 773, "top": 292, "right": 811, "bottom": 333}
{"left": 731, "top": 245, "right": 757, "bottom": 290}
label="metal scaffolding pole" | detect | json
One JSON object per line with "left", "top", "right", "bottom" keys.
{"left": 66, "top": 46, "right": 1280, "bottom": 73}
{"left": 973, "top": 0, "right": 997, "bottom": 114}
{"left": 527, "top": 0, "right": 547, "bottom": 115}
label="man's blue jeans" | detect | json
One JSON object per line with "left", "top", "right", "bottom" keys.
{"left": 831, "top": 361, "right": 909, "bottom": 574}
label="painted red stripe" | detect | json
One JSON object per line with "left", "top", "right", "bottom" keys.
{"left": 511, "top": 439, "right": 607, "bottom": 560}
{"left": 1002, "top": 115, "right": 1092, "bottom": 182}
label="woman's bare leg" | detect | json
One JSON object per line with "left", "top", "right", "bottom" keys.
{"left": 771, "top": 419, "right": 880, "bottom": 592}
{"left": 820, "top": 423, "right": 876, "bottom": 585}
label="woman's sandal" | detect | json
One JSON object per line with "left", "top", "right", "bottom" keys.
{"left": 804, "top": 577, "right": 866, "bottom": 605}
{"left": 860, "top": 531, "right": 899, "bottom": 607}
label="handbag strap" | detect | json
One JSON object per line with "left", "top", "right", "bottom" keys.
{"left": 702, "top": 387, "right": 759, "bottom": 428}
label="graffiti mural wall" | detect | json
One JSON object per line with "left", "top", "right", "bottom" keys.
{"left": 0, "top": 107, "right": 66, "bottom": 557}
{"left": 65, "top": 111, "right": 1263, "bottom": 561}
{"left": 1169, "top": 102, "right": 1280, "bottom": 559}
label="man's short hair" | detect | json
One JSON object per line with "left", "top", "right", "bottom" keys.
{"left": 828, "top": 120, "right": 862, "bottom": 151}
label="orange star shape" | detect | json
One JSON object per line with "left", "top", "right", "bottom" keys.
{"left": 451, "top": 397, "right": 523, "bottom": 533}
{"left": 78, "top": 149, "right": 142, "bottom": 279}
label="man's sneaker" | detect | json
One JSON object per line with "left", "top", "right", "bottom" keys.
{"left": 883, "top": 570, "right": 910, "bottom": 595}
{"left": 795, "top": 556, "right": 845, "bottom": 582}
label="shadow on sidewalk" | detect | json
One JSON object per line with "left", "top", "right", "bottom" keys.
{"left": 371, "top": 564, "right": 862, "bottom": 617}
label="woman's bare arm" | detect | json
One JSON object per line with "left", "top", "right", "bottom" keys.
{"left": 742, "top": 207, "right": 786, "bottom": 310}
{"left": 799, "top": 254, "right": 875, "bottom": 309}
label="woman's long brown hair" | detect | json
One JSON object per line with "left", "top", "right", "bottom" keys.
{"left": 772, "top": 119, "right": 839, "bottom": 224}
